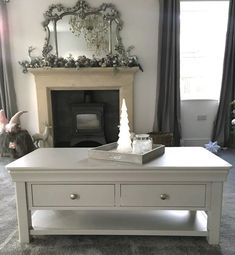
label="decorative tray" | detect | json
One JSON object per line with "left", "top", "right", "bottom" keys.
{"left": 88, "top": 142, "right": 165, "bottom": 164}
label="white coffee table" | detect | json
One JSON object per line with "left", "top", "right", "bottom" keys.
{"left": 6, "top": 147, "right": 231, "bottom": 245}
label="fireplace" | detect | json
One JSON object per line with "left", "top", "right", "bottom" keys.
{"left": 29, "top": 67, "right": 138, "bottom": 147}
{"left": 51, "top": 90, "right": 119, "bottom": 147}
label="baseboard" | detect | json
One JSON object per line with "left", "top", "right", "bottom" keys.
{"left": 181, "top": 138, "right": 210, "bottom": 147}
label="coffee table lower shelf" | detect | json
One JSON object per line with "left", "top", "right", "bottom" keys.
{"left": 30, "top": 210, "right": 208, "bottom": 237}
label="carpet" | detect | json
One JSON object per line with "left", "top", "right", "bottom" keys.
{"left": 0, "top": 150, "right": 234, "bottom": 255}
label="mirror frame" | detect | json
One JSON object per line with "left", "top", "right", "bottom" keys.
{"left": 42, "top": 0, "right": 126, "bottom": 58}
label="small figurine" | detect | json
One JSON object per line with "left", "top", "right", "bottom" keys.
{"left": 117, "top": 99, "right": 132, "bottom": 153}
{"left": 32, "top": 125, "right": 52, "bottom": 148}
{"left": 205, "top": 141, "right": 221, "bottom": 154}
{"left": 28, "top": 46, "right": 36, "bottom": 61}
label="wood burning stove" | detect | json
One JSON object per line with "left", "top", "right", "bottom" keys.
{"left": 51, "top": 89, "right": 119, "bottom": 147}
{"left": 70, "top": 103, "right": 106, "bottom": 146}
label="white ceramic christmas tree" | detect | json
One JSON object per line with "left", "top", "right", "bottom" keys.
{"left": 117, "top": 99, "right": 132, "bottom": 153}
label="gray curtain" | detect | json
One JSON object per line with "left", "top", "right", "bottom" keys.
{"left": 212, "top": 0, "right": 235, "bottom": 147}
{"left": 0, "top": 0, "right": 17, "bottom": 118}
{"left": 153, "top": 0, "right": 181, "bottom": 146}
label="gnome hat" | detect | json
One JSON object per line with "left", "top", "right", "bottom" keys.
{"left": 5, "top": 110, "right": 28, "bottom": 133}
{"left": 0, "top": 109, "right": 8, "bottom": 125}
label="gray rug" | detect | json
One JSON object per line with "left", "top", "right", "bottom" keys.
{"left": 0, "top": 150, "right": 235, "bottom": 255}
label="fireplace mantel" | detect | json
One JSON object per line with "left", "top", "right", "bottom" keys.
{"left": 29, "top": 67, "right": 138, "bottom": 146}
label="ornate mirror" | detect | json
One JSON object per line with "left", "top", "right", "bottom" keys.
{"left": 19, "top": 0, "right": 142, "bottom": 72}
{"left": 42, "top": 0, "right": 125, "bottom": 58}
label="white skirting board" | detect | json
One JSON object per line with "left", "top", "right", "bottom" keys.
{"left": 31, "top": 210, "right": 208, "bottom": 237}
{"left": 182, "top": 138, "right": 210, "bottom": 147}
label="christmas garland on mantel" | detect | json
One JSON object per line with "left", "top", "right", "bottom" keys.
{"left": 19, "top": 54, "right": 143, "bottom": 73}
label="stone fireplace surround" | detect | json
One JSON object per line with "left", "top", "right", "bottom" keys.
{"left": 29, "top": 67, "right": 138, "bottom": 147}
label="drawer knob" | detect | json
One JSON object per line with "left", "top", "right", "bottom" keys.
{"left": 70, "top": 193, "right": 79, "bottom": 200}
{"left": 160, "top": 194, "right": 169, "bottom": 200}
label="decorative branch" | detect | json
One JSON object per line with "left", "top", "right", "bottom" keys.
{"left": 19, "top": 53, "right": 142, "bottom": 73}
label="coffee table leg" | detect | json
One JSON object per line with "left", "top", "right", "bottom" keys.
{"left": 207, "top": 182, "right": 223, "bottom": 245}
{"left": 15, "top": 182, "right": 30, "bottom": 243}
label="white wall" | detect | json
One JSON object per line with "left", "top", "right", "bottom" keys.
{"left": 181, "top": 100, "right": 219, "bottom": 146}
{"left": 7, "top": 0, "right": 159, "bottom": 135}
{"left": 7, "top": 0, "right": 218, "bottom": 144}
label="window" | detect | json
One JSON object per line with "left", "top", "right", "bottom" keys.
{"left": 180, "top": 1, "right": 229, "bottom": 100}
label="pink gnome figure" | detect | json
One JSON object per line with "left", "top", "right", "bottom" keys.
{"left": 5, "top": 111, "right": 28, "bottom": 133}
{"left": 0, "top": 109, "right": 8, "bottom": 133}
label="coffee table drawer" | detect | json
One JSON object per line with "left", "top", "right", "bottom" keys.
{"left": 120, "top": 184, "right": 206, "bottom": 207}
{"left": 31, "top": 184, "right": 115, "bottom": 207}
